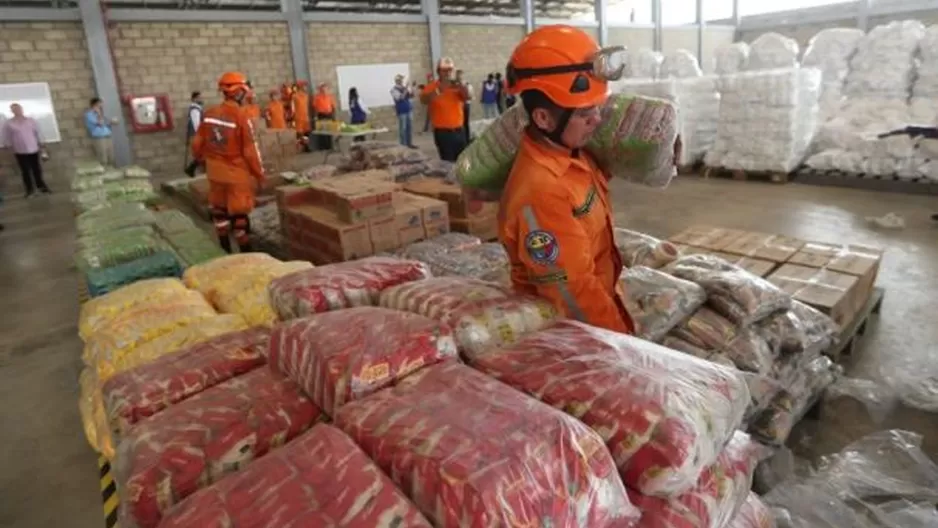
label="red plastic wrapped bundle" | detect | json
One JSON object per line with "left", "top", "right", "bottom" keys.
{"left": 471, "top": 320, "right": 750, "bottom": 497}
{"left": 726, "top": 493, "right": 775, "bottom": 528}
{"left": 268, "top": 256, "right": 431, "bottom": 320}
{"left": 159, "top": 423, "right": 433, "bottom": 528}
{"left": 102, "top": 327, "right": 270, "bottom": 436}
{"left": 268, "top": 307, "right": 459, "bottom": 416}
{"left": 628, "top": 432, "right": 761, "bottom": 528}
{"left": 114, "top": 368, "right": 324, "bottom": 528}
{"left": 379, "top": 277, "right": 558, "bottom": 359}
{"left": 335, "top": 362, "right": 639, "bottom": 528}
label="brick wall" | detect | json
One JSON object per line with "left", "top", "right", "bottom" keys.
{"left": 442, "top": 24, "right": 525, "bottom": 104}
{"left": 0, "top": 22, "right": 94, "bottom": 190}
{"left": 108, "top": 22, "right": 293, "bottom": 174}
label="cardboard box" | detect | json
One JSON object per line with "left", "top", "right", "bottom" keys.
{"left": 786, "top": 242, "right": 882, "bottom": 306}
{"left": 668, "top": 225, "right": 747, "bottom": 251}
{"left": 674, "top": 245, "right": 777, "bottom": 277}
{"left": 405, "top": 193, "right": 450, "bottom": 238}
{"left": 393, "top": 195, "right": 428, "bottom": 246}
{"left": 451, "top": 215, "right": 498, "bottom": 241}
{"left": 404, "top": 178, "right": 497, "bottom": 220}
{"left": 721, "top": 231, "right": 806, "bottom": 263}
{"left": 368, "top": 215, "right": 399, "bottom": 254}
{"left": 767, "top": 263, "right": 862, "bottom": 328}
{"left": 285, "top": 204, "right": 373, "bottom": 262}
{"left": 307, "top": 178, "right": 397, "bottom": 223}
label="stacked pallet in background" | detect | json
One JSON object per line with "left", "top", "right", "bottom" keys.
{"left": 404, "top": 178, "right": 499, "bottom": 240}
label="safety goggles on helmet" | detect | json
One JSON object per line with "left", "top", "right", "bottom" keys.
{"left": 508, "top": 46, "right": 627, "bottom": 94}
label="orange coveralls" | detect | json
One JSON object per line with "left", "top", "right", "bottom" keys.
{"left": 191, "top": 100, "right": 265, "bottom": 221}
{"left": 292, "top": 91, "right": 311, "bottom": 134}
{"left": 265, "top": 100, "right": 287, "bottom": 129}
{"left": 499, "top": 131, "right": 634, "bottom": 334}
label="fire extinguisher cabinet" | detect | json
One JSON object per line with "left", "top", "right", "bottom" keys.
{"left": 124, "top": 94, "right": 174, "bottom": 133}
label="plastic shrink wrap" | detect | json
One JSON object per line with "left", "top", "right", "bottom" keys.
{"left": 379, "top": 277, "right": 557, "bottom": 360}
{"left": 212, "top": 260, "right": 313, "bottom": 326}
{"left": 670, "top": 307, "right": 776, "bottom": 375}
{"left": 471, "top": 320, "right": 750, "bottom": 497}
{"left": 396, "top": 232, "right": 482, "bottom": 261}
{"left": 660, "top": 49, "right": 703, "bottom": 78}
{"left": 727, "top": 493, "right": 775, "bottom": 528}
{"left": 705, "top": 67, "right": 821, "bottom": 173}
{"left": 746, "top": 33, "right": 800, "bottom": 72}
{"left": 85, "top": 251, "right": 184, "bottom": 297}
{"left": 335, "top": 361, "right": 640, "bottom": 527}
{"left": 76, "top": 202, "right": 154, "bottom": 237}
{"left": 152, "top": 209, "right": 197, "bottom": 235}
{"left": 269, "top": 257, "right": 430, "bottom": 319}
{"left": 881, "top": 340, "right": 938, "bottom": 412}
{"left": 714, "top": 42, "right": 750, "bottom": 75}
{"left": 758, "top": 300, "right": 838, "bottom": 356}
{"left": 845, "top": 21, "right": 923, "bottom": 100}
{"left": 115, "top": 368, "right": 324, "bottom": 528}
{"left": 614, "top": 228, "right": 680, "bottom": 269}
{"left": 619, "top": 266, "right": 706, "bottom": 342}
{"left": 163, "top": 227, "right": 228, "bottom": 266}
{"left": 158, "top": 424, "right": 433, "bottom": 528}
{"left": 628, "top": 48, "right": 664, "bottom": 79}
{"left": 801, "top": 28, "right": 865, "bottom": 117}
{"left": 79, "top": 368, "right": 115, "bottom": 458}
{"left": 750, "top": 356, "right": 841, "bottom": 445}
{"left": 75, "top": 228, "right": 167, "bottom": 271}
{"left": 629, "top": 432, "right": 761, "bottom": 528}
{"left": 417, "top": 242, "right": 508, "bottom": 279}
{"left": 79, "top": 278, "right": 190, "bottom": 340}
{"left": 912, "top": 25, "right": 938, "bottom": 121}
{"left": 181, "top": 252, "right": 279, "bottom": 293}
{"left": 102, "top": 327, "right": 270, "bottom": 435}
{"left": 268, "top": 307, "right": 458, "bottom": 416}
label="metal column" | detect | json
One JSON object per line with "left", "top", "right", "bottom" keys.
{"left": 281, "top": 0, "right": 311, "bottom": 86}
{"left": 652, "top": 0, "right": 662, "bottom": 51}
{"left": 731, "top": 0, "right": 740, "bottom": 41}
{"left": 78, "top": 0, "right": 132, "bottom": 167}
{"left": 696, "top": 0, "right": 705, "bottom": 68}
{"left": 422, "top": 0, "right": 443, "bottom": 70}
{"left": 857, "top": 0, "right": 872, "bottom": 31}
{"left": 520, "top": 0, "right": 534, "bottom": 34}
{"left": 595, "top": 0, "right": 608, "bottom": 47}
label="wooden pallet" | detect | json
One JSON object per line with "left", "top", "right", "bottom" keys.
{"left": 702, "top": 166, "right": 791, "bottom": 184}
{"left": 824, "top": 286, "right": 885, "bottom": 363}
{"left": 795, "top": 168, "right": 938, "bottom": 196}
{"left": 677, "top": 161, "right": 703, "bottom": 175}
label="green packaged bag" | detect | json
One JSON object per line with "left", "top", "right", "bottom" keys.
{"left": 165, "top": 228, "right": 226, "bottom": 266}
{"left": 85, "top": 251, "right": 183, "bottom": 298}
{"left": 154, "top": 209, "right": 198, "bottom": 236}
{"left": 75, "top": 161, "right": 105, "bottom": 177}
{"left": 76, "top": 227, "right": 166, "bottom": 271}
{"left": 76, "top": 204, "right": 155, "bottom": 237}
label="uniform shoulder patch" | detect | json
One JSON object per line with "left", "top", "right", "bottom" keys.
{"left": 524, "top": 230, "right": 560, "bottom": 264}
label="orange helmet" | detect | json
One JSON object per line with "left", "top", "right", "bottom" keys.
{"left": 506, "top": 25, "right": 625, "bottom": 108}
{"left": 218, "top": 71, "right": 249, "bottom": 98}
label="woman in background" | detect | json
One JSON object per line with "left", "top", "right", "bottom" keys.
{"left": 480, "top": 74, "right": 499, "bottom": 119}
{"left": 348, "top": 87, "right": 369, "bottom": 142}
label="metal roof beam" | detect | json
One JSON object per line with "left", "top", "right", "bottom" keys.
{"left": 0, "top": 6, "right": 80, "bottom": 20}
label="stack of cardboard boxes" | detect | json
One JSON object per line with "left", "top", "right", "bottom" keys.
{"left": 277, "top": 171, "right": 451, "bottom": 264}
{"left": 257, "top": 129, "right": 298, "bottom": 174}
{"left": 403, "top": 179, "right": 499, "bottom": 241}
{"left": 669, "top": 225, "right": 883, "bottom": 328}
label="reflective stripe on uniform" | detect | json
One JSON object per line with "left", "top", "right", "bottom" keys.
{"left": 520, "top": 205, "right": 588, "bottom": 323}
{"left": 204, "top": 117, "right": 237, "bottom": 128}
{"left": 245, "top": 118, "right": 264, "bottom": 168}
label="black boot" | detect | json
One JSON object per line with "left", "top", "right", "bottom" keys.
{"left": 218, "top": 235, "right": 233, "bottom": 254}
{"left": 184, "top": 161, "right": 198, "bottom": 178}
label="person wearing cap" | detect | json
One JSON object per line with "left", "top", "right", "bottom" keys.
{"left": 497, "top": 25, "right": 635, "bottom": 334}
{"left": 243, "top": 81, "right": 262, "bottom": 122}
{"left": 293, "top": 80, "right": 312, "bottom": 151}
{"left": 391, "top": 73, "right": 416, "bottom": 147}
{"left": 265, "top": 89, "right": 287, "bottom": 130}
{"left": 313, "top": 82, "right": 337, "bottom": 151}
{"left": 421, "top": 57, "right": 469, "bottom": 162}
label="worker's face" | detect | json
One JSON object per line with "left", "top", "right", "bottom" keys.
{"left": 531, "top": 104, "right": 602, "bottom": 149}
{"left": 438, "top": 68, "right": 453, "bottom": 82}
{"left": 10, "top": 104, "right": 23, "bottom": 117}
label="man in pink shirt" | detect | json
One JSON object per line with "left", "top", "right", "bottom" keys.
{"left": 1, "top": 103, "right": 51, "bottom": 197}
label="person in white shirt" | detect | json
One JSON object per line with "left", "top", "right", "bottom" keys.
{"left": 184, "top": 91, "right": 204, "bottom": 177}
{"left": 390, "top": 74, "right": 417, "bottom": 147}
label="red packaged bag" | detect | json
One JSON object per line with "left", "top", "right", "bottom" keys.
{"left": 268, "top": 256, "right": 430, "bottom": 320}
{"left": 102, "top": 327, "right": 270, "bottom": 435}
{"left": 335, "top": 362, "right": 639, "bottom": 528}
{"left": 726, "top": 492, "right": 775, "bottom": 528}
{"left": 159, "top": 423, "right": 433, "bottom": 528}
{"left": 114, "top": 368, "right": 324, "bottom": 528}
{"left": 629, "top": 432, "right": 761, "bottom": 528}
{"left": 268, "top": 307, "right": 458, "bottom": 416}
{"left": 471, "top": 320, "right": 750, "bottom": 497}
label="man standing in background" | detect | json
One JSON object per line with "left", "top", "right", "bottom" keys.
{"left": 84, "top": 97, "right": 116, "bottom": 166}
{"left": 455, "top": 69, "right": 473, "bottom": 144}
{"left": 184, "top": 91, "right": 204, "bottom": 177}
{"left": 1, "top": 103, "right": 51, "bottom": 197}
{"left": 265, "top": 89, "right": 287, "bottom": 129}
{"left": 421, "top": 57, "right": 469, "bottom": 162}
{"left": 293, "top": 81, "right": 313, "bottom": 151}
{"left": 391, "top": 74, "right": 416, "bottom": 148}
{"left": 313, "top": 82, "right": 337, "bottom": 151}
{"left": 494, "top": 72, "right": 505, "bottom": 114}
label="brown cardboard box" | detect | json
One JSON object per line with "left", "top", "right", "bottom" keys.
{"left": 668, "top": 225, "right": 747, "bottom": 251}
{"left": 674, "top": 245, "right": 777, "bottom": 277}
{"left": 786, "top": 242, "right": 883, "bottom": 307}
{"left": 307, "top": 178, "right": 397, "bottom": 223}
{"left": 767, "top": 263, "right": 861, "bottom": 328}
{"left": 368, "top": 215, "right": 399, "bottom": 254}
{"left": 722, "top": 231, "right": 806, "bottom": 263}
{"left": 393, "top": 194, "right": 428, "bottom": 246}
{"left": 452, "top": 215, "right": 498, "bottom": 241}
{"left": 405, "top": 193, "right": 449, "bottom": 227}
{"left": 404, "top": 178, "right": 497, "bottom": 220}
{"left": 286, "top": 204, "right": 373, "bottom": 262}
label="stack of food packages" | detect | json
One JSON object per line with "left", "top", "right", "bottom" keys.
{"left": 744, "top": 33, "right": 800, "bottom": 72}
{"left": 613, "top": 228, "right": 842, "bottom": 447}
{"left": 392, "top": 232, "right": 509, "bottom": 283}
{"left": 714, "top": 42, "right": 750, "bottom": 75}
{"left": 455, "top": 92, "right": 679, "bottom": 194}
{"left": 613, "top": 75, "right": 720, "bottom": 167}
{"left": 70, "top": 161, "right": 157, "bottom": 214}
{"left": 152, "top": 209, "right": 227, "bottom": 266}
{"left": 337, "top": 140, "right": 434, "bottom": 182}
{"left": 799, "top": 28, "right": 866, "bottom": 119}
{"left": 626, "top": 47, "right": 665, "bottom": 79}
{"left": 660, "top": 49, "right": 704, "bottom": 79}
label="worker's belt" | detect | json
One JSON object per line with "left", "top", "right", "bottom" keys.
{"left": 434, "top": 128, "right": 462, "bottom": 133}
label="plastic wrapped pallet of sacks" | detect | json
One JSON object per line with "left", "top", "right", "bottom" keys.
{"left": 713, "top": 42, "right": 750, "bottom": 75}
{"left": 268, "top": 307, "right": 459, "bottom": 416}
{"left": 379, "top": 277, "right": 558, "bottom": 360}
{"left": 801, "top": 28, "right": 866, "bottom": 118}
{"left": 844, "top": 20, "right": 924, "bottom": 101}
{"left": 912, "top": 25, "right": 938, "bottom": 122}
{"left": 726, "top": 492, "right": 774, "bottom": 528}
{"left": 660, "top": 49, "right": 704, "bottom": 79}
{"left": 114, "top": 368, "right": 325, "bottom": 528}
{"left": 334, "top": 361, "right": 641, "bottom": 527}
{"left": 705, "top": 67, "right": 822, "bottom": 173}
{"left": 627, "top": 47, "right": 664, "bottom": 79}
{"left": 157, "top": 424, "right": 433, "bottom": 527}
{"left": 745, "top": 33, "right": 799, "bottom": 71}
{"left": 471, "top": 320, "right": 751, "bottom": 497}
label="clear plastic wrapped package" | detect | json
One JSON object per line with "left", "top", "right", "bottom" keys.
{"left": 628, "top": 48, "right": 664, "bottom": 79}
{"left": 79, "top": 278, "right": 190, "bottom": 340}
{"left": 619, "top": 265, "right": 706, "bottom": 342}
{"left": 335, "top": 362, "right": 640, "bottom": 527}
{"left": 845, "top": 20, "right": 924, "bottom": 100}
{"left": 158, "top": 424, "right": 433, "bottom": 528}
{"left": 453, "top": 104, "right": 527, "bottom": 192}
{"left": 79, "top": 367, "right": 114, "bottom": 458}
{"left": 162, "top": 228, "right": 227, "bottom": 266}
{"left": 115, "top": 368, "right": 324, "bottom": 528}
{"left": 153, "top": 209, "right": 197, "bottom": 235}
{"left": 379, "top": 277, "right": 558, "bottom": 360}
{"left": 75, "top": 229, "right": 167, "bottom": 271}
{"left": 471, "top": 320, "right": 750, "bottom": 497}
{"left": 628, "top": 432, "right": 762, "bottom": 528}
{"left": 182, "top": 252, "right": 281, "bottom": 299}
{"left": 212, "top": 260, "right": 313, "bottom": 326}
{"left": 123, "top": 165, "right": 151, "bottom": 179}
{"left": 269, "top": 257, "right": 430, "bottom": 319}
{"left": 75, "top": 202, "right": 154, "bottom": 236}
{"left": 727, "top": 492, "right": 775, "bottom": 528}
{"left": 912, "top": 25, "right": 938, "bottom": 121}
{"left": 75, "top": 160, "right": 105, "bottom": 176}
{"left": 268, "top": 307, "right": 458, "bottom": 416}
{"left": 749, "top": 356, "right": 840, "bottom": 445}
{"left": 661, "top": 49, "right": 703, "bottom": 78}
{"left": 418, "top": 242, "right": 508, "bottom": 279}
{"left": 802, "top": 28, "right": 865, "bottom": 116}
{"left": 671, "top": 307, "right": 776, "bottom": 375}
{"left": 614, "top": 228, "right": 680, "bottom": 269}
{"left": 714, "top": 42, "right": 750, "bottom": 75}
{"left": 102, "top": 327, "right": 270, "bottom": 435}
{"left": 746, "top": 33, "right": 800, "bottom": 71}
{"left": 397, "top": 232, "right": 482, "bottom": 261}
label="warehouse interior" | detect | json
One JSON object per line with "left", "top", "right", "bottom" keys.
{"left": 2, "top": 0, "right": 938, "bottom": 527}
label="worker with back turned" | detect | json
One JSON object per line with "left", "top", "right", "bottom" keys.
{"left": 191, "top": 71, "right": 265, "bottom": 254}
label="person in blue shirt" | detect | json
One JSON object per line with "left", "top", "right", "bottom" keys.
{"left": 348, "top": 87, "right": 369, "bottom": 143}
{"left": 480, "top": 73, "right": 499, "bottom": 119}
{"left": 390, "top": 74, "right": 416, "bottom": 148}
{"left": 84, "top": 97, "right": 116, "bottom": 166}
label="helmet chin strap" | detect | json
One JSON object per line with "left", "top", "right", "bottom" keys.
{"left": 537, "top": 108, "right": 574, "bottom": 149}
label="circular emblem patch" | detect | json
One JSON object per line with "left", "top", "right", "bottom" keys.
{"left": 524, "top": 230, "right": 559, "bottom": 264}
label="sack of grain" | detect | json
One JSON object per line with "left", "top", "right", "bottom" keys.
{"left": 614, "top": 228, "right": 680, "bottom": 269}
{"left": 418, "top": 242, "right": 508, "bottom": 279}
{"left": 620, "top": 266, "right": 707, "bottom": 342}
{"left": 183, "top": 252, "right": 282, "bottom": 301}
{"left": 213, "top": 260, "right": 313, "bottom": 326}
{"left": 79, "top": 278, "right": 190, "bottom": 340}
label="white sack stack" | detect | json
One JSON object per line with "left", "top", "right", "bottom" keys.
{"left": 627, "top": 48, "right": 664, "bottom": 79}
{"left": 745, "top": 33, "right": 800, "bottom": 71}
{"left": 844, "top": 20, "right": 923, "bottom": 100}
{"left": 911, "top": 25, "right": 938, "bottom": 122}
{"left": 713, "top": 42, "right": 750, "bottom": 75}
{"left": 801, "top": 28, "right": 865, "bottom": 118}
{"left": 661, "top": 49, "right": 704, "bottom": 79}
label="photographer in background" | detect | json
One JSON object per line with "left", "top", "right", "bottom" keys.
{"left": 421, "top": 57, "right": 469, "bottom": 162}
{"left": 2, "top": 102, "right": 51, "bottom": 198}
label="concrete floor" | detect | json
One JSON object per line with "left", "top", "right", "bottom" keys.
{"left": 0, "top": 168, "right": 936, "bottom": 528}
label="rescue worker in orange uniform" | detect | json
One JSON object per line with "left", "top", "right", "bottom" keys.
{"left": 292, "top": 80, "right": 312, "bottom": 150}
{"left": 191, "top": 71, "right": 265, "bottom": 254}
{"left": 313, "top": 82, "right": 337, "bottom": 151}
{"left": 498, "top": 25, "right": 634, "bottom": 333}
{"left": 243, "top": 81, "right": 262, "bottom": 122}
{"left": 420, "top": 57, "right": 469, "bottom": 162}
{"left": 265, "top": 89, "right": 287, "bottom": 129}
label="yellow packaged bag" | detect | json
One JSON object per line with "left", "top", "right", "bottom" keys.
{"left": 98, "top": 314, "right": 249, "bottom": 381}
{"left": 79, "top": 368, "right": 115, "bottom": 459}
{"left": 214, "top": 261, "right": 313, "bottom": 326}
{"left": 78, "top": 278, "right": 190, "bottom": 341}
{"left": 82, "top": 290, "right": 216, "bottom": 367}
{"left": 182, "top": 253, "right": 280, "bottom": 296}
